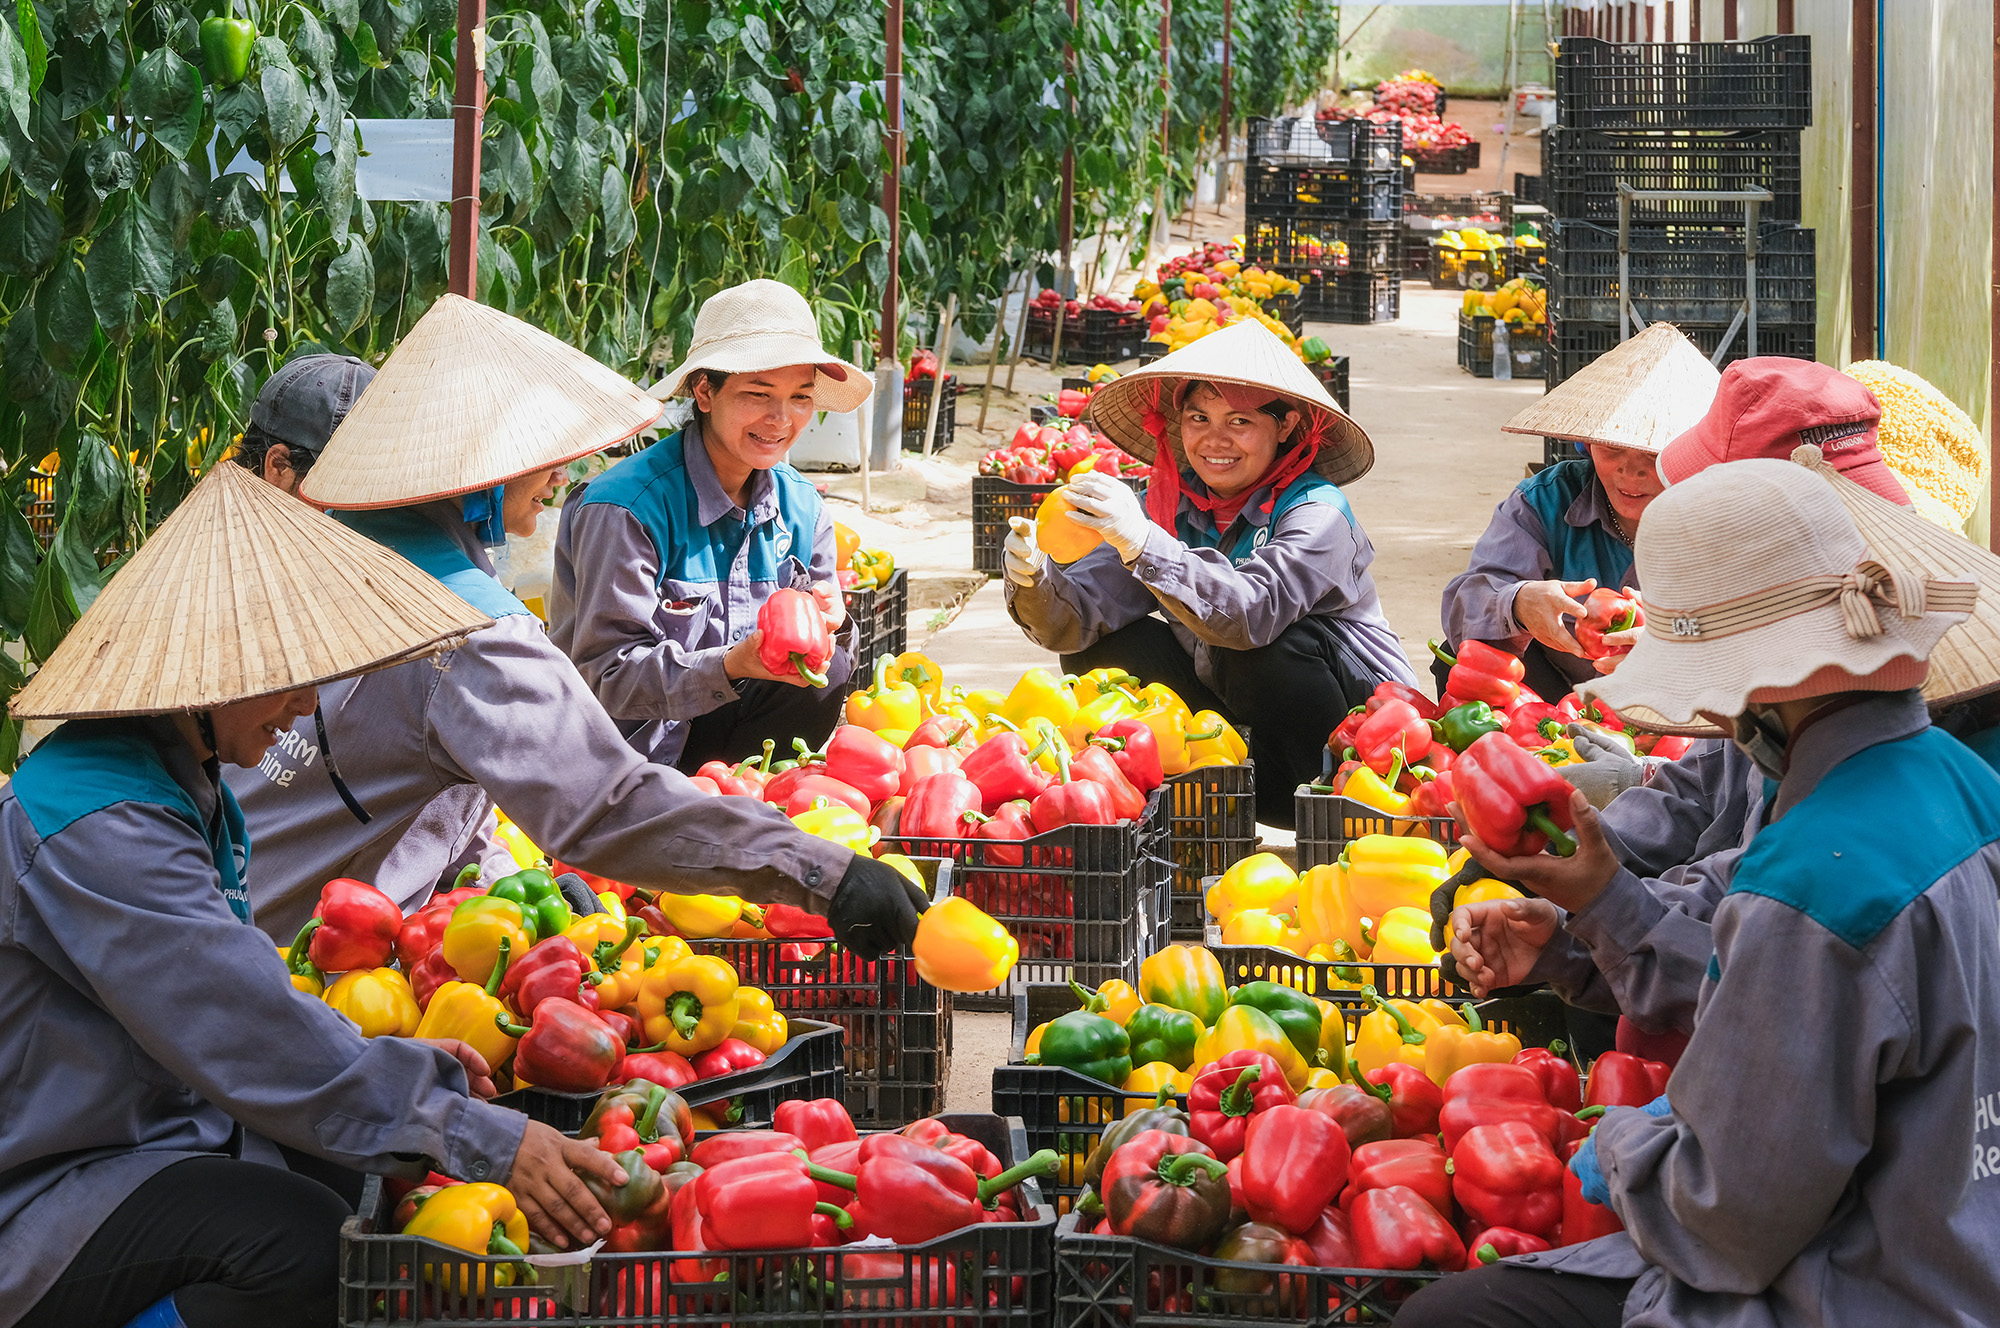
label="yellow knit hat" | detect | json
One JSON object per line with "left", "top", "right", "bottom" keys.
{"left": 1843, "top": 361, "right": 1987, "bottom": 531}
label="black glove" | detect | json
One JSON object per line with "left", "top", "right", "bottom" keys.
{"left": 555, "top": 871, "right": 607, "bottom": 918}
{"left": 827, "top": 855, "right": 930, "bottom": 960}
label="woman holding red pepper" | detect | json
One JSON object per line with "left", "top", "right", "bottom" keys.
{"left": 1002, "top": 322, "right": 1416, "bottom": 825}
{"left": 553, "top": 279, "right": 862, "bottom": 773}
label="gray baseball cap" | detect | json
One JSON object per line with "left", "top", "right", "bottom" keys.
{"left": 251, "top": 354, "right": 376, "bottom": 456}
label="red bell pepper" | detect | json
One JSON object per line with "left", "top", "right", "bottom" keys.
{"left": 817, "top": 1133, "right": 1056, "bottom": 1244}
{"left": 1428, "top": 640, "right": 1526, "bottom": 709}
{"left": 1089, "top": 718, "right": 1163, "bottom": 793}
{"left": 1365, "top": 680, "right": 1440, "bottom": 721}
{"left": 1353, "top": 698, "right": 1434, "bottom": 775}
{"left": 694, "top": 755, "right": 768, "bottom": 798}
{"left": 1239, "top": 1103, "right": 1351, "bottom": 1236}
{"left": 1341, "top": 1137, "right": 1453, "bottom": 1223}
{"left": 1302, "top": 1206, "right": 1360, "bottom": 1268}
{"left": 1069, "top": 742, "right": 1147, "bottom": 821}
{"left": 756, "top": 587, "right": 834, "bottom": 687}
{"left": 1455, "top": 732, "right": 1579, "bottom": 857}
{"left": 1211, "top": 1221, "right": 1314, "bottom": 1315}
{"left": 902, "top": 1117, "right": 1005, "bottom": 1180}
{"left": 1407, "top": 767, "right": 1456, "bottom": 820}
{"left": 697, "top": 1151, "right": 851, "bottom": 1249}
{"left": 1514, "top": 1046, "right": 1584, "bottom": 1113}
{"left": 1583, "top": 1050, "right": 1672, "bottom": 1109}
{"left": 668, "top": 1181, "right": 723, "bottom": 1281}
{"left": 689, "top": 1038, "right": 765, "bottom": 1078}
{"left": 395, "top": 870, "right": 482, "bottom": 969}
{"left": 1101, "top": 1130, "right": 1234, "bottom": 1251}
{"left": 501, "top": 935, "right": 595, "bottom": 1016}
{"left": 1438, "top": 1062, "right": 1579, "bottom": 1154}
{"left": 1450, "top": 1120, "right": 1565, "bottom": 1239}
{"left": 1575, "top": 587, "right": 1643, "bottom": 660}
{"left": 408, "top": 944, "right": 459, "bottom": 1013}
{"left": 616, "top": 1049, "right": 697, "bottom": 1091}
{"left": 1465, "top": 1225, "right": 1553, "bottom": 1267}
{"left": 782, "top": 775, "right": 871, "bottom": 818}
{"left": 869, "top": 796, "right": 904, "bottom": 839}
{"left": 899, "top": 771, "right": 988, "bottom": 843}
{"left": 1360, "top": 1061, "right": 1444, "bottom": 1139}
{"left": 596, "top": 1008, "right": 643, "bottom": 1049}
{"left": 303, "top": 878, "right": 402, "bottom": 973}
{"left": 686, "top": 775, "right": 723, "bottom": 795}
{"left": 1640, "top": 733, "right": 1694, "bottom": 761}
{"left": 907, "top": 714, "right": 974, "bottom": 752}
{"left": 776, "top": 1098, "right": 858, "bottom": 1153}
{"left": 1190, "top": 1051, "right": 1297, "bottom": 1162}
{"left": 495, "top": 997, "right": 623, "bottom": 1093}
{"left": 1503, "top": 700, "right": 1563, "bottom": 750}
{"left": 837, "top": 1249, "right": 961, "bottom": 1317}
{"left": 1328, "top": 706, "right": 1368, "bottom": 759}
{"left": 760, "top": 748, "right": 827, "bottom": 809}
{"left": 1559, "top": 1137, "right": 1626, "bottom": 1245}
{"left": 959, "top": 730, "right": 1055, "bottom": 812}
{"left": 1350, "top": 1184, "right": 1466, "bottom": 1271}
{"left": 690, "top": 1130, "right": 805, "bottom": 1167}
{"left": 823, "top": 725, "right": 906, "bottom": 803}
{"left": 897, "top": 742, "right": 961, "bottom": 795}
{"left": 1028, "top": 747, "right": 1120, "bottom": 831}
{"left": 746, "top": 901, "right": 835, "bottom": 940}
{"left": 1615, "top": 1016, "right": 1689, "bottom": 1068}
{"left": 1298, "top": 1083, "right": 1393, "bottom": 1148}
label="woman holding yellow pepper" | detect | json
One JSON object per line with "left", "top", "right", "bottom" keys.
{"left": 1002, "top": 323, "right": 1417, "bottom": 825}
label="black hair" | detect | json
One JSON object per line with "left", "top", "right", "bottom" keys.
{"left": 689, "top": 368, "right": 732, "bottom": 419}
{"left": 233, "top": 426, "right": 313, "bottom": 481}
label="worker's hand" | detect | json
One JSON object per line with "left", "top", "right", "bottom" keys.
{"left": 1063, "top": 471, "right": 1152, "bottom": 564}
{"left": 1003, "top": 517, "right": 1046, "bottom": 587}
{"left": 1446, "top": 896, "right": 1561, "bottom": 998}
{"left": 723, "top": 630, "right": 814, "bottom": 688}
{"left": 420, "top": 1039, "right": 498, "bottom": 1100}
{"left": 1592, "top": 625, "right": 1644, "bottom": 673}
{"left": 811, "top": 581, "right": 847, "bottom": 634}
{"left": 1457, "top": 788, "right": 1620, "bottom": 915}
{"left": 511, "top": 1122, "right": 622, "bottom": 1249}
{"left": 1560, "top": 723, "right": 1644, "bottom": 809}
{"left": 826, "top": 854, "right": 930, "bottom": 960}
{"left": 1513, "top": 578, "right": 1596, "bottom": 656}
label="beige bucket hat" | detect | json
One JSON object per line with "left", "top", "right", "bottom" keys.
{"left": 649, "top": 279, "right": 872, "bottom": 413}
{"left": 1583, "top": 457, "right": 1975, "bottom": 725}
{"left": 12, "top": 463, "right": 490, "bottom": 721}
{"left": 301, "top": 294, "right": 663, "bottom": 509}
{"left": 1501, "top": 324, "right": 1719, "bottom": 453}
{"left": 1087, "top": 320, "right": 1373, "bottom": 486}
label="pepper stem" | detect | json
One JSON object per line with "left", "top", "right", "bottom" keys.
{"left": 595, "top": 917, "right": 645, "bottom": 973}
{"left": 977, "top": 1148, "right": 1060, "bottom": 1204}
{"left": 1523, "top": 807, "right": 1578, "bottom": 857}
{"left": 1427, "top": 640, "right": 1459, "bottom": 667}
{"left": 494, "top": 1012, "right": 532, "bottom": 1037}
{"left": 1182, "top": 722, "right": 1225, "bottom": 743}
{"left": 452, "top": 864, "right": 483, "bottom": 892}
{"left": 1463, "top": 1002, "right": 1485, "bottom": 1033}
{"left": 1344, "top": 1058, "right": 1394, "bottom": 1102}
{"left": 667, "top": 992, "right": 703, "bottom": 1041}
{"left": 804, "top": 1161, "right": 858, "bottom": 1191}
{"left": 1158, "top": 1151, "right": 1230, "bottom": 1186}
{"left": 484, "top": 936, "right": 512, "bottom": 996}
{"left": 1576, "top": 1105, "right": 1607, "bottom": 1121}
{"left": 1069, "top": 980, "right": 1106, "bottom": 1014}
{"left": 791, "top": 653, "right": 830, "bottom": 688}
{"left": 635, "top": 1084, "right": 667, "bottom": 1143}
{"left": 870, "top": 655, "right": 892, "bottom": 694}
{"left": 286, "top": 919, "right": 324, "bottom": 981}
{"left": 1476, "top": 1243, "right": 1499, "bottom": 1265}
{"left": 1363, "top": 986, "right": 1426, "bottom": 1045}
{"left": 815, "top": 1201, "right": 854, "bottom": 1228}
{"left": 1217, "top": 1064, "right": 1263, "bottom": 1116}
{"left": 758, "top": 739, "right": 776, "bottom": 774}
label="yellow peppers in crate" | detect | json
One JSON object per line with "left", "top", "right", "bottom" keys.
{"left": 657, "top": 893, "right": 744, "bottom": 939}
{"left": 1423, "top": 1002, "right": 1522, "bottom": 1085}
{"left": 1365, "top": 906, "right": 1444, "bottom": 966}
{"left": 1340, "top": 834, "right": 1449, "bottom": 922}
{"left": 729, "top": 986, "right": 790, "bottom": 1055}
{"left": 402, "top": 1183, "right": 530, "bottom": 1294}
{"left": 1195, "top": 1004, "right": 1309, "bottom": 1091}
{"left": 414, "top": 937, "right": 519, "bottom": 1069}
{"left": 1138, "top": 943, "right": 1229, "bottom": 1025}
{"left": 846, "top": 656, "right": 925, "bottom": 732}
{"left": 637, "top": 954, "right": 741, "bottom": 1056}
{"left": 1206, "top": 852, "right": 1298, "bottom": 917}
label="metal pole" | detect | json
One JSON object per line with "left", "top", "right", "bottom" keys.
{"left": 1723, "top": 0, "right": 1737, "bottom": 40}
{"left": 1618, "top": 188, "right": 1632, "bottom": 342}
{"left": 1216, "top": 0, "right": 1233, "bottom": 209}
{"left": 1744, "top": 197, "right": 1761, "bottom": 357}
{"left": 1691, "top": 0, "right": 1701, "bottom": 41}
{"left": 1850, "top": 0, "right": 1876, "bottom": 365}
{"left": 1152, "top": 0, "right": 1171, "bottom": 253}
{"left": 1059, "top": 0, "right": 1078, "bottom": 315}
{"left": 881, "top": 0, "right": 903, "bottom": 362}
{"left": 1776, "top": 0, "right": 1794, "bottom": 32}
{"left": 447, "top": 0, "right": 486, "bottom": 298}
{"left": 923, "top": 297, "right": 957, "bottom": 458}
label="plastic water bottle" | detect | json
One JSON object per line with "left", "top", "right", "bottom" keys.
{"left": 1492, "top": 321, "right": 1513, "bottom": 380}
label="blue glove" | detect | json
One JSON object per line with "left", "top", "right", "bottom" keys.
{"left": 1569, "top": 1130, "right": 1610, "bottom": 1206}
{"left": 1639, "top": 1092, "right": 1672, "bottom": 1118}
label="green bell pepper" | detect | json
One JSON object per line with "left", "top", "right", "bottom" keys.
{"left": 489, "top": 868, "right": 571, "bottom": 943}
{"left": 1434, "top": 700, "right": 1506, "bottom": 752}
{"left": 1028, "top": 1009, "right": 1132, "bottom": 1086}
{"left": 198, "top": 9, "right": 256, "bottom": 87}
{"left": 1126, "top": 1002, "right": 1203, "bottom": 1072}
{"left": 1227, "top": 981, "right": 1325, "bottom": 1067}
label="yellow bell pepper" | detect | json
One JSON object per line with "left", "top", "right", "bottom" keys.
{"left": 279, "top": 924, "right": 323, "bottom": 996}
{"left": 324, "top": 967, "right": 421, "bottom": 1038}
{"left": 1314, "top": 996, "right": 1351, "bottom": 1072}
{"left": 636, "top": 953, "right": 742, "bottom": 1055}
{"left": 730, "top": 986, "right": 790, "bottom": 1055}
{"left": 1297, "top": 862, "right": 1370, "bottom": 956}
{"left": 1456, "top": 877, "right": 1528, "bottom": 908}
{"left": 1001, "top": 667, "right": 1082, "bottom": 734}
{"left": 1195, "top": 1004, "right": 1310, "bottom": 1090}
{"left": 914, "top": 896, "right": 1019, "bottom": 991}
{"left": 441, "top": 896, "right": 533, "bottom": 985}
{"left": 1422, "top": 1002, "right": 1523, "bottom": 1085}
{"left": 1139, "top": 683, "right": 1192, "bottom": 729}
{"left": 956, "top": 688, "right": 1009, "bottom": 732}
{"left": 1304, "top": 1067, "right": 1344, "bottom": 1091}
{"left": 879, "top": 853, "right": 927, "bottom": 888}
{"left": 1207, "top": 852, "right": 1299, "bottom": 917}
{"left": 833, "top": 521, "right": 861, "bottom": 571}
{"left": 1307, "top": 940, "right": 1371, "bottom": 991}
{"left": 1122, "top": 1061, "right": 1193, "bottom": 1096}
{"left": 1364, "top": 906, "right": 1444, "bottom": 967}
{"left": 1069, "top": 667, "right": 1141, "bottom": 706}
{"left": 1340, "top": 763, "right": 1414, "bottom": 817}
{"left": 1182, "top": 710, "right": 1247, "bottom": 766}
{"left": 1218, "top": 909, "right": 1300, "bottom": 951}
{"left": 491, "top": 815, "right": 544, "bottom": 868}
{"left": 790, "top": 800, "right": 876, "bottom": 854}
{"left": 564, "top": 912, "right": 630, "bottom": 960}
{"left": 588, "top": 921, "right": 656, "bottom": 1009}
{"left": 1088, "top": 978, "right": 1142, "bottom": 1027}
{"left": 1065, "top": 680, "right": 1146, "bottom": 750}
{"left": 851, "top": 548, "right": 895, "bottom": 588}
{"left": 414, "top": 937, "right": 520, "bottom": 1069}
{"left": 845, "top": 656, "right": 925, "bottom": 732}
{"left": 402, "top": 1182, "right": 529, "bottom": 1294}
{"left": 1025, "top": 1021, "right": 1048, "bottom": 1057}
{"left": 1447, "top": 846, "right": 1472, "bottom": 874}
{"left": 1138, "top": 943, "right": 1229, "bottom": 1024}
{"left": 889, "top": 651, "right": 944, "bottom": 704}
{"left": 1352, "top": 987, "right": 1435, "bottom": 1076}
{"left": 657, "top": 893, "right": 744, "bottom": 939}
{"left": 1339, "top": 835, "right": 1449, "bottom": 922}
{"left": 689, "top": 1106, "right": 727, "bottom": 1131}
{"left": 1123, "top": 692, "right": 1195, "bottom": 776}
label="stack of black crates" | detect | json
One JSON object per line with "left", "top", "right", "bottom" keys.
{"left": 1542, "top": 34, "right": 1816, "bottom": 457}
{"left": 1244, "top": 117, "right": 1405, "bottom": 324}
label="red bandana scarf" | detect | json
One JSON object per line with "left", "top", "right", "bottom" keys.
{"left": 1141, "top": 380, "right": 1328, "bottom": 534}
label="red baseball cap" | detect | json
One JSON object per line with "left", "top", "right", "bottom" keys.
{"left": 1657, "top": 358, "right": 1910, "bottom": 505}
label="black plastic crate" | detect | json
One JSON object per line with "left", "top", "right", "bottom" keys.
{"left": 1261, "top": 289, "right": 1302, "bottom": 336}
{"left": 1543, "top": 312, "right": 1815, "bottom": 386}
{"left": 338, "top": 1113, "right": 1053, "bottom": 1328}
{"left": 882, "top": 790, "right": 1170, "bottom": 1008}
{"left": 1027, "top": 307, "right": 1144, "bottom": 364}
{"left": 1409, "top": 139, "right": 1481, "bottom": 175}
{"left": 1299, "top": 271, "right": 1400, "bottom": 325}
{"left": 1547, "top": 220, "right": 1816, "bottom": 326}
{"left": 1541, "top": 127, "right": 1802, "bottom": 225}
{"left": 972, "top": 475, "right": 1145, "bottom": 576}
{"left": 1244, "top": 215, "right": 1400, "bottom": 272}
{"left": 901, "top": 373, "right": 957, "bottom": 451}
{"left": 1310, "top": 356, "right": 1350, "bottom": 413}
{"left": 1293, "top": 788, "right": 1455, "bottom": 871}
{"left": 1515, "top": 171, "right": 1547, "bottom": 206}
{"left": 1246, "top": 164, "right": 1404, "bottom": 222}
{"left": 1404, "top": 190, "right": 1514, "bottom": 227}
{"left": 844, "top": 568, "right": 910, "bottom": 681}
{"left": 1458, "top": 312, "right": 1546, "bottom": 379}
{"left": 1429, "top": 242, "right": 1502, "bottom": 290}
{"left": 1248, "top": 115, "right": 1402, "bottom": 170}
{"left": 1163, "top": 763, "right": 1257, "bottom": 938}
{"left": 493, "top": 1018, "right": 845, "bottom": 1134}
{"left": 1555, "top": 35, "right": 1812, "bottom": 131}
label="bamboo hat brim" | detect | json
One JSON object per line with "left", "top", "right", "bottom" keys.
{"left": 1086, "top": 321, "right": 1374, "bottom": 486}
{"left": 302, "top": 294, "right": 664, "bottom": 510}
{"left": 1501, "top": 323, "right": 1720, "bottom": 453}
{"left": 11, "top": 463, "right": 492, "bottom": 721}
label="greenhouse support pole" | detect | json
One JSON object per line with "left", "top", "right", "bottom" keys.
{"left": 1849, "top": 0, "right": 1876, "bottom": 365}
{"left": 881, "top": 0, "right": 904, "bottom": 364}
{"left": 1723, "top": 0, "right": 1737, "bottom": 40}
{"left": 1777, "top": 0, "right": 1793, "bottom": 31}
{"left": 1216, "top": 0, "right": 1233, "bottom": 208}
{"left": 1153, "top": 0, "right": 1171, "bottom": 251}
{"left": 447, "top": 0, "right": 486, "bottom": 299}
{"left": 1690, "top": 0, "right": 1701, "bottom": 40}
{"left": 1054, "top": 0, "right": 1077, "bottom": 368}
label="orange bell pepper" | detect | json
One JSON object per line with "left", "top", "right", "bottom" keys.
{"left": 912, "top": 897, "right": 1019, "bottom": 992}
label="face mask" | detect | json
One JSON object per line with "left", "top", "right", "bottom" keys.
{"left": 1732, "top": 706, "right": 1791, "bottom": 781}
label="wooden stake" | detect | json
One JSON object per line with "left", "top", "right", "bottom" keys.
{"left": 923, "top": 296, "right": 957, "bottom": 458}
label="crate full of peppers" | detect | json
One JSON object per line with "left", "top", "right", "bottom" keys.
{"left": 973, "top": 406, "right": 1149, "bottom": 576}
{"left": 1295, "top": 636, "right": 1691, "bottom": 869}
{"left": 831, "top": 521, "right": 907, "bottom": 679}
{"left": 339, "top": 1105, "right": 1057, "bottom": 1327}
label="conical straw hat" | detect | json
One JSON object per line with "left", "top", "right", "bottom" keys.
{"left": 1501, "top": 324, "right": 1720, "bottom": 453}
{"left": 303, "top": 294, "right": 663, "bottom": 509}
{"left": 1087, "top": 321, "right": 1374, "bottom": 486}
{"left": 11, "top": 463, "right": 491, "bottom": 721}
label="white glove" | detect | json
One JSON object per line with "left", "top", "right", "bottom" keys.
{"left": 1063, "top": 471, "right": 1152, "bottom": 564}
{"left": 1004, "top": 517, "right": 1046, "bottom": 587}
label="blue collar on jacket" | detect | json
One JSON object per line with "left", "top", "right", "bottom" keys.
{"left": 1177, "top": 469, "right": 1352, "bottom": 563}
{"left": 1516, "top": 459, "right": 1635, "bottom": 591}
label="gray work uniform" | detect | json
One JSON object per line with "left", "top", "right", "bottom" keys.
{"left": 1510, "top": 691, "right": 2000, "bottom": 1326}
{"left": 229, "top": 500, "right": 852, "bottom": 941}
{"left": 0, "top": 718, "right": 524, "bottom": 1325}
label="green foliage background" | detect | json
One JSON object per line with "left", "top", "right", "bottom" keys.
{"left": 0, "top": 0, "right": 1334, "bottom": 764}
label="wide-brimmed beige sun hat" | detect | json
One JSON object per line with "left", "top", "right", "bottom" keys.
{"left": 1501, "top": 323, "right": 1719, "bottom": 454}
{"left": 12, "top": 463, "right": 490, "bottom": 721}
{"left": 301, "top": 294, "right": 663, "bottom": 510}
{"left": 648, "top": 279, "right": 872, "bottom": 413}
{"left": 1582, "top": 458, "right": 1975, "bottom": 725}
{"left": 1087, "top": 320, "right": 1373, "bottom": 485}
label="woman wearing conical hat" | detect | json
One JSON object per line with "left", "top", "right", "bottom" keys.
{"left": 228, "top": 295, "right": 928, "bottom": 960}
{"left": 1002, "top": 320, "right": 1417, "bottom": 825}
{"left": 0, "top": 465, "right": 624, "bottom": 1328}
{"left": 550, "top": 279, "right": 866, "bottom": 771}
